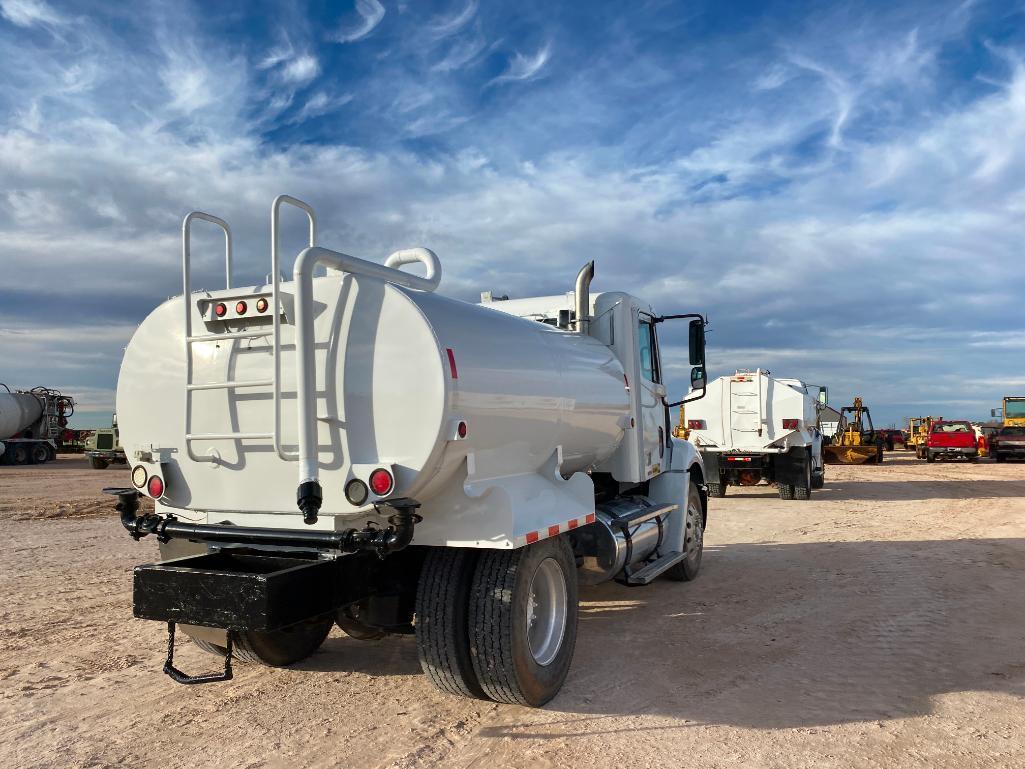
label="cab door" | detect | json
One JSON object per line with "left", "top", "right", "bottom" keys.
{"left": 636, "top": 314, "right": 666, "bottom": 477}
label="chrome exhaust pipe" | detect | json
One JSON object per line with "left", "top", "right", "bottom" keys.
{"left": 574, "top": 261, "right": 594, "bottom": 333}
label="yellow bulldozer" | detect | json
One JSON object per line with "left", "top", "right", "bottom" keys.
{"left": 906, "top": 415, "right": 942, "bottom": 459}
{"left": 823, "top": 397, "right": 884, "bottom": 465}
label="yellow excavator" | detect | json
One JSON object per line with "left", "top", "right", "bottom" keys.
{"left": 823, "top": 397, "right": 884, "bottom": 464}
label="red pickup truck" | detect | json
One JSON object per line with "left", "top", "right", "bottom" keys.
{"left": 989, "top": 426, "right": 1025, "bottom": 463}
{"left": 927, "top": 420, "right": 978, "bottom": 462}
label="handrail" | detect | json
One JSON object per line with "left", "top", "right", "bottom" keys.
{"left": 271, "top": 195, "right": 316, "bottom": 462}
{"left": 292, "top": 245, "right": 441, "bottom": 521}
{"left": 182, "top": 212, "right": 233, "bottom": 463}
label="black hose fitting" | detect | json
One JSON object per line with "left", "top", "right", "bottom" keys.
{"left": 296, "top": 480, "right": 323, "bottom": 525}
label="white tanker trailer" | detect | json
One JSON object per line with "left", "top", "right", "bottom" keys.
{"left": 110, "top": 196, "right": 710, "bottom": 706}
{"left": 0, "top": 385, "right": 74, "bottom": 464}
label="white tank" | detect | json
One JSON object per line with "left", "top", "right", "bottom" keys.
{"left": 117, "top": 272, "right": 630, "bottom": 518}
{"left": 0, "top": 392, "right": 43, "bottom": 439}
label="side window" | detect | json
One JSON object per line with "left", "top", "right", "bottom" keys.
{"left": 637, "top": 319, "right": 659, "bottom": 382}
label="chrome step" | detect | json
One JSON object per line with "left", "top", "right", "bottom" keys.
{"left": 625, "top": 550, "right": 686, "bottom": 585}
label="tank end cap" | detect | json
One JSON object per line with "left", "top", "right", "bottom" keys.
{"left": 297, "top": 480, "right": 323, "bottom": 525}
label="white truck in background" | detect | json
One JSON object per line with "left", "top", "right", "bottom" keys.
{"left": 0, "top": 385, "right": 75, "bottom": 464}
{"left": 107, "top": 196, "right": 711, "bottom": 707}
{"left": 685, "top": 370, "right": 827, "bottom": 500}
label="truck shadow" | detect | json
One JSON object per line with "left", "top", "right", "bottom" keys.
{"left": 297, "top": 634, "right": 421, "bottom": 677}
{"left": 813, "top": 479, "right": 1025, "bottom": 501}
{"left": 484, "top": 537, "right": 1025, "bottom": 733}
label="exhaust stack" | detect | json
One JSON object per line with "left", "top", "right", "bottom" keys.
{"left": 574, "top": 261, "right": 594, "bottom": 334}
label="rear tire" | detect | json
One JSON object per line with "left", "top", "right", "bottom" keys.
{"left": 926, "top": 452, "right": 936, "bottom": 463}
{"left": 811, "top": 469, "right": 825, "bottom": 490}
{"left": 778, "top": 483, "right": 795, "bottom": 500}
{"left": 232, "top": 615, "right": 333, "bottom": 666}
{"left": 469, "top": 536, "right": 578, "bottom": 707}
{"left": 665, "top": 482, "right": 704, "bottom": 581}
{"left": 794, "top": 454, "right": 812, "bottom": 500}
{"left": 89, "top": 456, "right": 108, "bottom": 470}
{"left": 707, "top": 482, "right": 726, "bottom": 498}
{"left": 995, "top": 453, "right": 1006, "bottom": 463}
{"left": 10, "top": 445, "right": 29, "bottom": 465}
{"left": 416, "top": 549, "right": 485, "bottom": 698}
{"left": 31, "top": 444, "right": 49, "bottom": 464}
{"left": 191, "top": 638, "right": 229, "bottom": 656}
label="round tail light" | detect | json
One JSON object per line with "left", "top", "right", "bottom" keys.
{"left": 147, "top": 475, "right": 164, "bottom": 498}
{"left": 256, "top": 298, "right": 269, "bottom": 313}
{"left": 369, "top": 468, "right": 393, "bottom": 496}
{"left": 235, "top": 300, "right": 247, "bottom": 315}
{"left": 132, "top": 466, "right": 148, "bottom": 489}
{"left": 345, "top": 479, "right": 369, "bottom": 506}
{"left": 214, "top": 302, "right": 227, "bottom": 317}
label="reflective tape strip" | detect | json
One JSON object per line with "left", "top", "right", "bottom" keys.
{"left": 518, "top": 513, "right": 596, "bottom": 548}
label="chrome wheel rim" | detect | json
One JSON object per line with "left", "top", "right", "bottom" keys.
{"left": 685, "top": 498, "right": 703, "bottom": 564}
{"left": 526, "top": 557, "right": 568, "bottom": 666}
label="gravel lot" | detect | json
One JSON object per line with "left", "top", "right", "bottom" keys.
{"left": 2, "top": 454, "right": 1024, "bottom": 768}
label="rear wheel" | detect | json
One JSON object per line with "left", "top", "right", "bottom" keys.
{"left": 10, "top": 445, "right": 29, "bottom": 465}
{"left": 794, "top": 454, "right": 812, "bottom": 500}
{"left": 469, "top": 536, "right": 578, "bottom": 706}
{"left": 416, "top": 549, "right": 484, "bottom": 698}
{"left": 926, "top": 452, "right": 936, "bottom": 463}
{"left": 232, "top": 615, "right": 333, "bottom": 666}
{"left": 707, "top": 482, "right": 726, "bottom": 498}
{"left": 31, "top": 444, "right": 50, "bottom": 464}
{"left": 778, "top": 482, "right": 795, "bottom": 500}
{"left": 89, "top": 456, "right": 109, "bottom": 469}
{"left": 665, "top": 482, "right": 704, "bottom": 581}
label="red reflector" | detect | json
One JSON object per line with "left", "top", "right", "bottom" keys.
{"left": 446, "top": 348, "right": 458, "bottom": 379}
{"left": 235, "top": 300, "right": 247, "bottom": 315}
{"left": 457, "top": 421, "right": 467, "bottom": 438}
{"left": 568, "top": 519, "right": 579, "bottom": 529}
{"left": 214, "top": 302, "right": 227, "bottom": 317}
{"left": 525, "top": 531, "right": 539, "bottom": 544}
{"left": 256, "top": 298, "right": 268, "bottom": 313}
{"left": 147, "top": 475, "right": 164, "bottom": 498}
{"left": 369, "top": 468, "right": 393, "bottom": 496}
{"left": 585, "top": 513, "right": 596, "bottom": 524}
{"left": 687, "top": 420, "right": 705, "bottom": 429}
{"left": 548, "top": 525, "right": 560, "bottom": 537}
{"left": 782, "top": 419, "right": 799, "bottom": 430}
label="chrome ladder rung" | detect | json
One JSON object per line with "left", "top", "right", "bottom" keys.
{"left": 187, "top": 380, "right": 273, "bottom": 391}
{"left": 187, "top": 330, "right": 273, "bottom": 343}
{"left": 186, "top": 432, "right": 274, "bottom": 441}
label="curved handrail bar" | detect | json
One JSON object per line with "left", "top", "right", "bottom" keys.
{"left": 182, "top": 211, "right": 232, "bottom": 463}
{"left": 292, "top": 245, "right": 441, "bottom": 505}
{"left": 271, "top": 195, "right": 317, "bottom": 462}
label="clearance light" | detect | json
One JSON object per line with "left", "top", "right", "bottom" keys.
{"left": 782, "top": 419, "right": 799, "bottom": 430}
{"left": 687, "top": 420, "right": 706, "bottom": 430}
{"left": 214, "top": 302, "right": 227, "bottom": 317}
{"left": 235, "top": 300, "right": 248, "bottom": 315}
{"left": 131, "top": 465, "right": 147, "bottom": 488}
{"left": 147, "top": 475, "right": 164, "bottom": 498}
{"left": 256, "top": 298, "right": 269, "bottom": 313}
{"left": 369, "top": 468, "right": 393, "bottom": 496}
{"left": 345, "top": 479, "right": 369, "bottom": 506}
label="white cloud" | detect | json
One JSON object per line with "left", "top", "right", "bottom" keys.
{"left": 332, "top": 0, "right": 386, "bottom": 44}
{"left": 487, "top": 43, "right": 552, "bottom": 87}
{"left": 281, "top": 53, "right": 319, "bottom": 84}
{"left": 0, "top": 0, "right": 63, "bottom": 28}
{"left": 427, "top": 0, "right": 478, "bottom": 39}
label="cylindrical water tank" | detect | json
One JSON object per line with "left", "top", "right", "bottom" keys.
{"left": 118, "top": 273, "right": 630, "bottom": 516}
{"left": 0, "top": 392, "right": 43, "bottom": 440}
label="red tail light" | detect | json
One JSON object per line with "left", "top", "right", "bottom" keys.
{"left": 256, "top": 298, "right": 269, "bottom": 313}
{"left": 369, "top": 468, "right": 393, "bottom": 496}
{"left": 782, "top": 419, "right": 799, "bottom": 430}
{"left": 235, "top": 300, "right": 248, "bottom": 315}
{"left": 214, "top": 302, "right": 227, "bottom": 317}
{"left": 687, "top": 420, "right": 705, "bottom": 429}
{"left": 147, "top": 475, "right": 164, "bottom": 498}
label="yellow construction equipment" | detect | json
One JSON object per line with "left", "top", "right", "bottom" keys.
{"left": 906, "top": 415, "right": 942, "bottom": 459}
{"left": 823, "top": 397, "right": 884, "bottom": 464}
{"left": 993, "top": 396, "right": 1025, "bottom": 427}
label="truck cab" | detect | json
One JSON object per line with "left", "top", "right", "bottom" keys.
{"left": 926, "top": 420, "right": 978, "bottom": 462}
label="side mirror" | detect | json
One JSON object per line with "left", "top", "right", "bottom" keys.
{"left": 690, "top": 366, "right": 706, "bottom": 391}
{"left": 818, "top": 387, "right": 829, "bottom": 406}
{"left": 688, "top": 319, "right": 705, "bottom": 366}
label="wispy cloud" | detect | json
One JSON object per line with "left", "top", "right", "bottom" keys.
{"left": 427, "top": 0, "right": 478, "bottom": 39}
{"left": 332, "top": 0, "right": 386, "bottom": 44}
{"left": 0, "top": 0, "right": 63, "bottom": 28}
{"left": 486, "top": 43, "right": 552, "bottom": 87}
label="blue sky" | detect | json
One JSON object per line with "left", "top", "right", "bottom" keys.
{"left": 1, "top": 0, "right": 1024, "bottom": 428}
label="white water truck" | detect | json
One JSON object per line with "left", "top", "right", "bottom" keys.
{"left": 108, "top": 196, "right": 709, "bottom": 706}
{"left": 0, "top": 385, "right": 75, "bottom": 464}
{"left": 685, "top": 370, "right": 827, "bottom": 500}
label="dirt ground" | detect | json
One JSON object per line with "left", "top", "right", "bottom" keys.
{"left": 1, "top": 454, "right": 1024, "bottom": 769}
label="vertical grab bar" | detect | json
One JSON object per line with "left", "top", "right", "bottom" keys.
{"left": 182, "top": 212, "right": 233, "bottom": 462}
{"left": 270, "top": 195, "right": 317, "bottom": 462}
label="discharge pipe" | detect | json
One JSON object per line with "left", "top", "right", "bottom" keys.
{"left": 292, "top": 246, "right": 441, "bottom": 524}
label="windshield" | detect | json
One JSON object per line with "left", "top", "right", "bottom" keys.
{"left": 932, "top": 421, "right": 971, "bottom": 433}
{"left": 1005, "top": 400, "right": 1025, "bottom": 419}
{"left": 999, "top": 426, "right": 1025, "bottom": 436}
